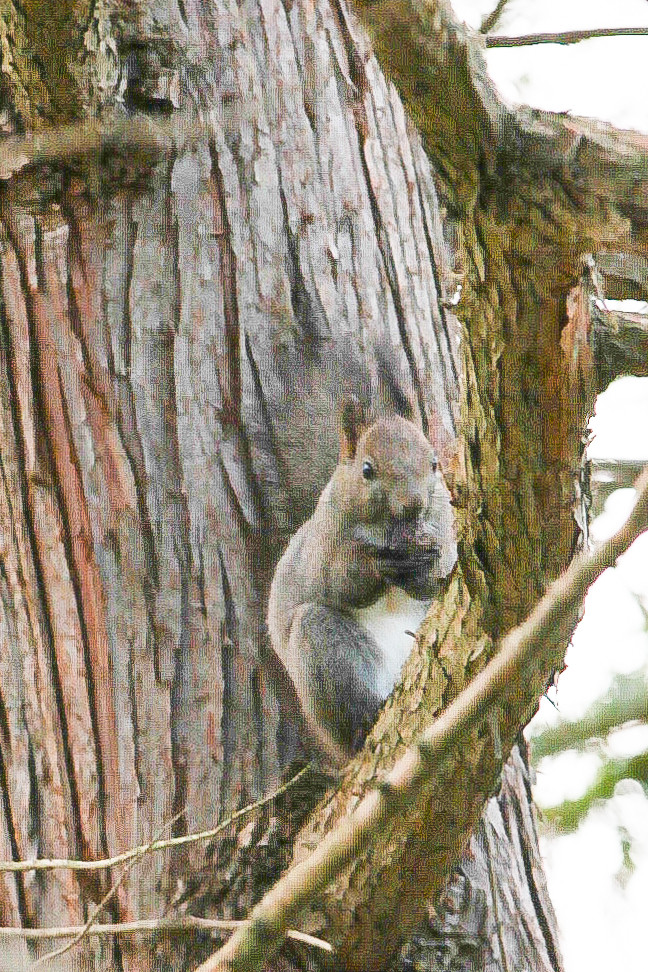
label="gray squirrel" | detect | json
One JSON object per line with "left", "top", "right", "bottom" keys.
{"left": 268, "top": 399, "right": 457, "bottom": 764}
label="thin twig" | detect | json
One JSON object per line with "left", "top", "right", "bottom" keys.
{"left": 0, "top": 917, "right": 332, "bottom": 952}
{"left": 29, "top": 763, "right": 313, "bottom": 968}
{"left": 0, "top": 763, "right": 313, "bottom": 874}
{"left": 486, "top": 27, "right": 648, "bottom": 48}
{"left": 480, "top": 0, "right": 513, "bottom": 35}
{"left": 194, "top": 466, "right": 648, "bottom": 972}
{"left": 31, "top": 809, "right": 186, "bottom": 968}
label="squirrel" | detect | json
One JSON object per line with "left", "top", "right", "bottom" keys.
{"left": 267, "top": 399, "right": 457, "bottom": 764}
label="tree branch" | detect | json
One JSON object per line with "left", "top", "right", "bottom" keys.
{"left": 596, "top": 253, "right": 648, "bottom": 299}
{"left": 591, "top": 303, "right": 648, "bottom": 389}
{"left": 486, "top": 27, "right": 648, "bottom": 48}
{"left": 480, "top": 0, "right": 513, "bottom": 35}
{"left": 348, "top": 0, "right": 510, "bottom": 206}
{"left": 530, "top": 670, "right": 648, "bottom": 761}
{"left": 0, "top": 917, "right": 332, "bottom": 952}
{"left": 196, "top": 467, "right": 648, "bottom": 972}
{"left": 0, "top": 764, "right": 313, "bottom": 874}
{"left": 349, "top": 0, "right": 648, "bottom": 260}
{"left": 32, "top": 808, "right": 188, "bottom": 968}
{"left": 0, "top": 115, "right": 184, "bottom": 181}
{"left": 6, "top": 16, "right": 648, "bottom": 271}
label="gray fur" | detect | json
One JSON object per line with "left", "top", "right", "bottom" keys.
{"left": 268, "top": 409, "right": 457, "bottom": 762}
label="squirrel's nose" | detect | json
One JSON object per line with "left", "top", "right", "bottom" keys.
{"left": 395, "top": 490, "right": 426, "bottom": 519}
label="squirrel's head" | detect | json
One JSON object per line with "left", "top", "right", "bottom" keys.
{"left": 336, "top": 397, "right": 457, "bottom": 588}
{"left": 337, "top": 397, "right": 444, "bottom": 520}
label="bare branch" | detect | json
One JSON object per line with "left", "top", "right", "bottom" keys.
{"left": 32, "top": 810, "right": 186, "bottom": 968}
{"left": 480, "top": 0, "right": 514, "bottom": 35}
{"left": 28, "top": 765, "right": 313, "bottom": 966}
{"left": 597, "top": 252, "right": 648, "bottom": 288}
{"left": 591, "top": 302, "right": 648, "bottom": 389}
{"left": 0, "top": 764, "right": 313, "bottom": 874}
{"left": 0, "top": 113, "right": 206, "bottom": 181}
{"left": 596, "top": 253, "right": 648, "bottom": 300}
{"left": 486, "top": 27, "right": 648, "bottom": 48}
{"left": 0, "top": 917, "right": 332, "bottom": 952}
{"left": 349, "top": 0, "right": 648, "bottom": 260}
{"left": 195, "top": 467, "right": 648, "bottom": 972}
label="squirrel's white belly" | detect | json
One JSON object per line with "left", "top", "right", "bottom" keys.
{"left": 349, "top": 589, "right": 428, "bottom": 699}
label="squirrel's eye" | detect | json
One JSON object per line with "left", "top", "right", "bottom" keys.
{"left": 362, "top": 460, "right": 375, "bottom": 481}
{"left": 431, "top": 458, "right": 438, "bottom": 473}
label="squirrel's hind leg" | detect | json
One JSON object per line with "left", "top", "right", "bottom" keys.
{"left": 283, "top": 603, "right": 384, "bottom": 763}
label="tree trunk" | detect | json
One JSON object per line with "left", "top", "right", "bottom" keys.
{"left": 1, "top": 1, "right": 644, "bottom": 970}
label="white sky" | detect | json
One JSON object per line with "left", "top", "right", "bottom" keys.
{"left": 529, "top": 381, "right": 648, "bottom": 972}
{"left": 452, "top": 0, "right": 648, "bottom": 131}
{"left": 448, "top": 4, "right": 648, "bottom": 970}
{"left": 528, "top": 387, "right": 648, "bottom": 972}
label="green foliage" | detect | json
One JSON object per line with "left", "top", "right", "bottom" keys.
{"left": 530, "top": 670, "right": 648, "bottom": 761}
{"left": 529, "top": 668, "right": 648, "bottom": 833}
{"left": 541, "top": 751, "right": 648, "bottom": 833}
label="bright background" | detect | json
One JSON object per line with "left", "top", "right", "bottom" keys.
{"left": 448, "top": 3, "right": 648, "bottom": 969}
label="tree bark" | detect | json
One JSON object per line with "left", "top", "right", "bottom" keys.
{"left": 0, "top": 1, "right": 645, "bottom": 971}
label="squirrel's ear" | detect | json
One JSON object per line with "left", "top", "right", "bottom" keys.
{"left": 338, "top": 396, "right": 368, "bottom": 460}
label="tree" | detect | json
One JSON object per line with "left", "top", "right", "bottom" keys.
{"left": 0, "top": 1, "right": 646, "bottom": 971}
